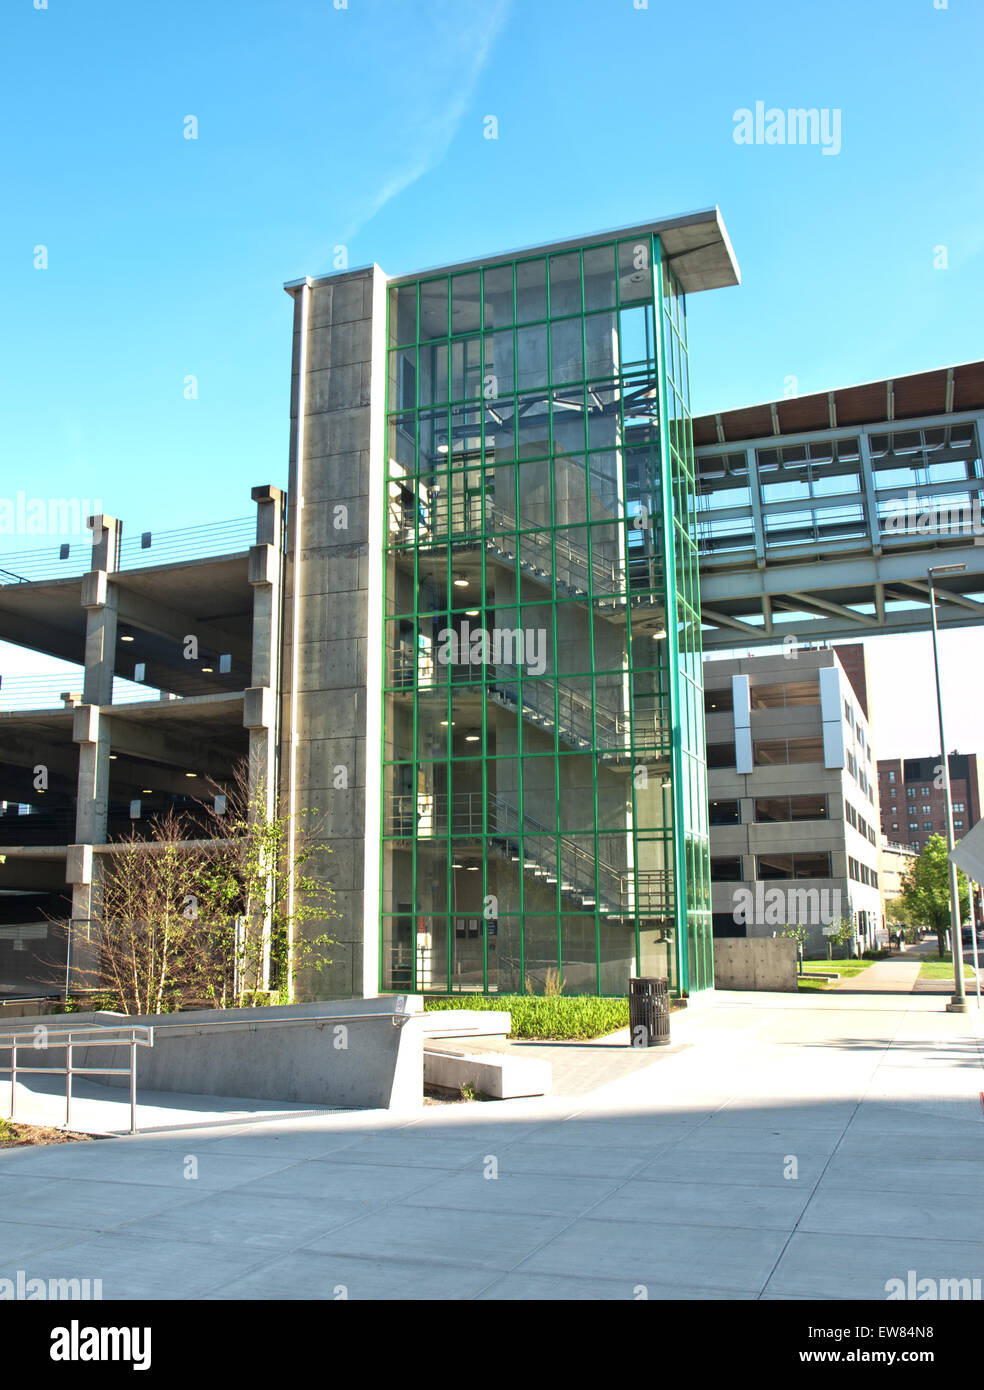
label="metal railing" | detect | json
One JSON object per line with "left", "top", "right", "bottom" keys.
{"left": 388, "top": 494, "right": 650, "bottom": 606}
{"left": 0, "top": 1023, "right": 154, "bottom": 1135}
{"left": 386, "top": 646, "right": 670, "bottom": 755}
{"left": 0, "top": 674, "right": 181, "bottom": 712}
{"left": 0, "top": 808, "right": 77, "bottom": 846}
{"left": 385, "top": 790, "right": 671, "bottom": 916}
{"left": 0, "top": 517, "right": 254, "bottom": 587}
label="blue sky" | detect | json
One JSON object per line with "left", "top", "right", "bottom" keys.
{"left": 1, "top": 0, "right": 982, "bottom": 756}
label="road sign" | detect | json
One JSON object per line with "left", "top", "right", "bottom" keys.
{"left": 949, "top": 818, "right": 984, "bottom": 882}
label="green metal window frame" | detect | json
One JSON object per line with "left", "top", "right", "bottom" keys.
{"left": 379, "top": 235, "right": 711, "bottom": 997}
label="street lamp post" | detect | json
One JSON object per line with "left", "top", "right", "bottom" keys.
{"left": 927, "top": 564, "right": 968, "bottom": 1013}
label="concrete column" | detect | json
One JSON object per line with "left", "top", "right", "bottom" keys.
{"left": 245, "top": 484, "right": 285, "bottom": 988}
{"left": 281, "top": 265, "right": 387, "bottom": 1000}
{"left": 69, "top": 514, "right": 121, "bottom": 961}
{"left": 69, "top": 703, "right": 111, "bottom": 987}
{"left": 81, "top": 514, "right": 121, "bottom": 706}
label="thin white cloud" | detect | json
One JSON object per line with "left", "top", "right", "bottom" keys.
{"left": 334, "top": 0, "right": 511, "bottom": 244}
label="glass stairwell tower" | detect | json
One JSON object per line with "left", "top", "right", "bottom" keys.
{"left": 376, "top": 217, "right": 737, "bottom": 998}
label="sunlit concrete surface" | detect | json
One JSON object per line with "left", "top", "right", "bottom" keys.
{"left": 1, "top": 968, "right": 982, "bottom": 1301}
{"left": 0, "top": 1070, "right": 351, "bottom": 1136}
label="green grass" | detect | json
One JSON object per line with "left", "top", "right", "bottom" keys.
{"left": 798, "top": 959, "right": 876, "bottom": 991}
{"left": 802, "top": 960, "right": 874, "bottom": 978}
{"left": 424, "top": 994, "right": 631, "bottom": 1040}
{"left": 918, "top": 956, "right": 977, "bottom": 981}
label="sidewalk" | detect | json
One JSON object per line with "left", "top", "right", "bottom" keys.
{"left": 426, "top": 1023, "right": 691, "bottom": 1097}
{"left": 832, "top": 949, "right": 925, "bottom": 994}
{"left": 1, "top": 986, "right": 982, "bottom": 1300}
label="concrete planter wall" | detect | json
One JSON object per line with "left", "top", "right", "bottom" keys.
{"left": 1, "top": 997, "right": 424, "bottom": 1111}
{"left": 713, "top": 938, "right": 798, "bottom": 992}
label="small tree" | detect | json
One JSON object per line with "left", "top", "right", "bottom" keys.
{"left": 68, "top": 809, "right": 206, "bottom": 1015}
{"left": 194, "top": 765, "right": 338, "bottom": 1007}
{"left": 780, "top": 923, "right": 808, "bottom": 972}
{"left": 894, "top": 835, "right": 968, "bottom": 957}
{"left": 57, "top": 765, "right": 338, "bottom": 1014}
{"left": 829, "top": 916, "right": 857, "bottom": 960}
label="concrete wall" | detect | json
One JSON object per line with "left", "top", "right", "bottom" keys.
{"left": 713, "top": 937, "right": 798, "bottom": 992}
{"left": 1, "top": 998, "right": 423, "bottom": 1111}
{"left": 281, "top": 268, "right": 388, "bottom": 1000}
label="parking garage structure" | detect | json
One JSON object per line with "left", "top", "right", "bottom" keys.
{"left": 0, "top": 491, "right": 284, "bottom": 1001}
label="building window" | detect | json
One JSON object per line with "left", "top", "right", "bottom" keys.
{"left": 923, "top": 822, "right": 932, "bottom": 831}
{"left": 750, "top": 681, "right": 819, "bottom": 709}
{"left": 753, "top": 738, "right": 825, "bottom": 765}
{"left": 755, "top": 795, "right": 828, "bottom": 822}
{"left": 757, "top": 851, "right": 833, "bottom": 880}
{"left": 909, "top": 822, "right": 918, "bottom": 831}
{"left": 707, "top": 742, "right": 736, "bottom": 769}
{"left": 953, "top": 802, "right": 965, "bottom": 812}
{"left": 704, "top": 687, "right": 733, "bottom": 714}
{"left": 906, "top": 788, "right": 916, "bottom": 798}
{"left": 888, "top": 770, "right": 896, "bottom": 783}
{"left": 711, "top": 856, "right": 743, "bottom": 881}
{"left": 955, "top": 820, "right": 965, "bottom": 830}
{"left": 921, "top": 804, "right": 931, "bottom": 814}
{"left": 709, "top": 799, "right": 740, "bottom": 825}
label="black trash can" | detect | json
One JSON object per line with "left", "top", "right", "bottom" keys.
{"left": 628, "top": 977, "right": 671, "bottom": 1048}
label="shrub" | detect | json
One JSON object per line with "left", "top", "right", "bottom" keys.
{"left": 424, "top": 993, "right": 630, "bottom": 1040}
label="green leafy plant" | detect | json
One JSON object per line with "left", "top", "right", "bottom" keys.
{"left": 894, "top": 835, "right": 969, "bottom": 957}
{"left": 52, "top": 762, "right": 338, "bottom": 1014}
{"left": 426, "top": 993, "right": 630, "bottom": 1040}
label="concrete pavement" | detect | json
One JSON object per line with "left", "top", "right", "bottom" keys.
{"left": 832, "top": 947, "right": 926, "bottom": 993}
{"left": 1, "top": 985, "right": 982, "bottom": 1300}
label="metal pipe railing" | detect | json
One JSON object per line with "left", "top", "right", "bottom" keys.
{"left": 384, "top": 790, "right": 671, "bottom": 915}
{"left": 0, "top": 674, "right": 180, "bottom": 712}
{"left": 0, "top": 516, "right": 254, "bottom": 587}
{"left": 0, "top": 1024, "right": 154, "bottom": 1135}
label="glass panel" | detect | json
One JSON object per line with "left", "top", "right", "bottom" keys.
{"left": 549, "top": 252, "right": 581, "bottom": 318}
{"left": 419, "top": 278, "right": 449, "bottom": 341}
{"left": 516, "top": 325, "right": 548, "bottom": 391}
{"left": 515, "top": 258, "right": 547, "bottom": 324}
{"left": 482, "top": 264, "right": 514, "bottom": 329}
{"left": 451, "top": 272, "right": 481, "bottom": 336}
{"left": 618, "top": 238, "right": 653, "bottom": 303}
{"left": 583, "top": 244, "right": 617, "bottom": 311}
{"left": 393, "top": 284, "right": 417, "bottom": 345}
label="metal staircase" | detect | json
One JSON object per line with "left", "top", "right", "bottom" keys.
{"left": 387, "top": 791, "right": 670, "bottom": 919}
{"left": 391, "top": 494, "right": 666, "bottom": 628}
{"left": 388, "top": 648, "right": 669, "bottom": 760}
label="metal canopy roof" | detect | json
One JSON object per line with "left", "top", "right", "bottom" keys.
{"left": 694, "top": 361, "right": 984, "bottom": 447}
{"left": 288, "top": 206, "right": 741, "bottom": 298}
